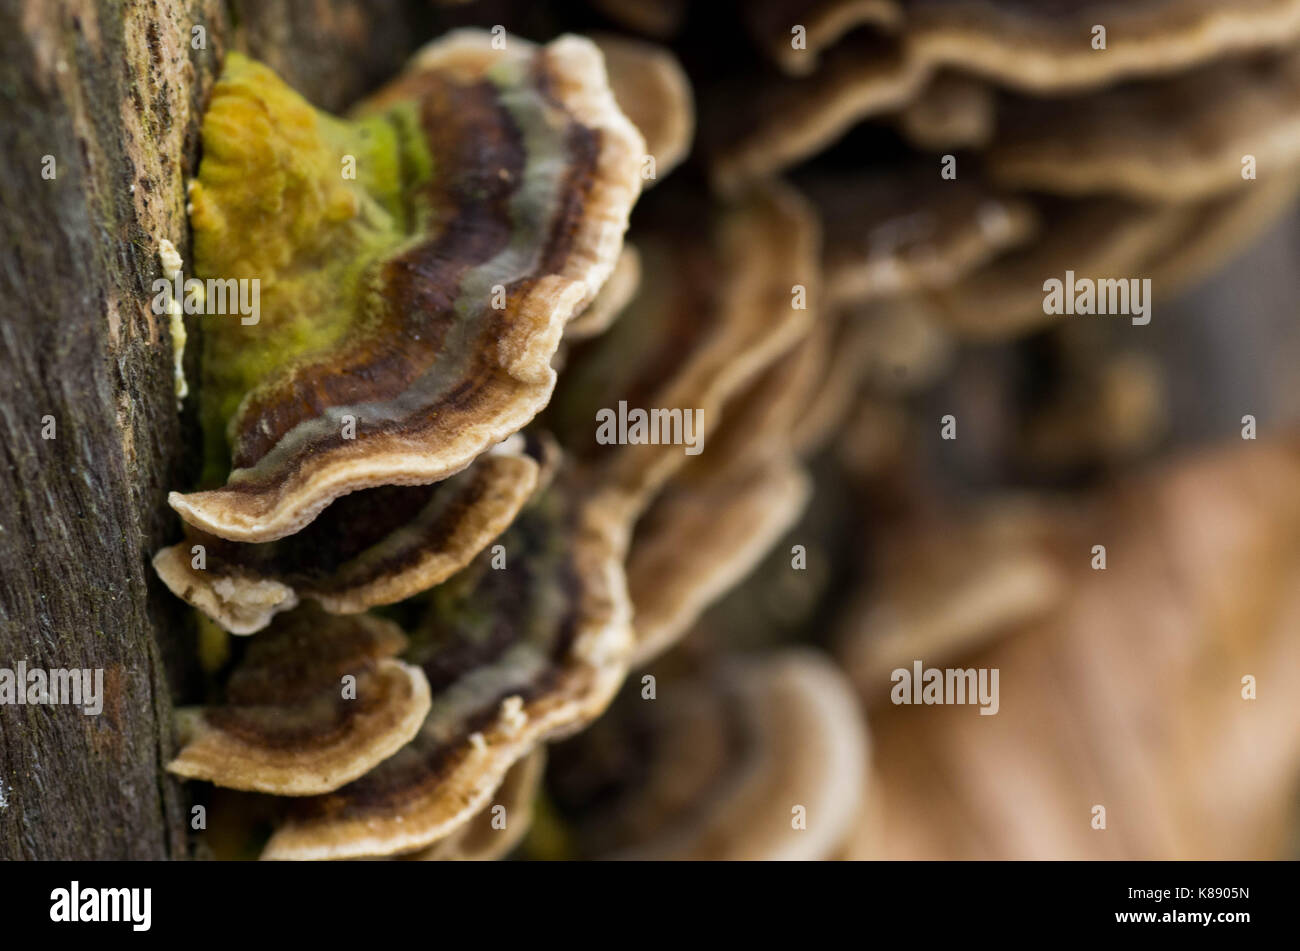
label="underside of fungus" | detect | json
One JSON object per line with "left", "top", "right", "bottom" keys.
{"left": 170, "top": 30, "right": 644, "bottom": 544}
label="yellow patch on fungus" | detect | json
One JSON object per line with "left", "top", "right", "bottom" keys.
{"left": 189, "top": 53, "right": 436, "bottom": 484}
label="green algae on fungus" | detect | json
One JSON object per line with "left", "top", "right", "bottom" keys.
{"left": 259, "top": 468, "right": 633, "bottom": 859}
{"left": 171, "top": 30, "right": 644, "bottom": 544}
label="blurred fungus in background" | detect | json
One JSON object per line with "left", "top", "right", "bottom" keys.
{"left": 162, "top": 0, "right": 1300, "bottom": 860}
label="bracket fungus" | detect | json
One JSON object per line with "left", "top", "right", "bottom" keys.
{"left": 988, "top": 47, "right": 1300, "bottom": 201}
{"left": 746, "top": 0, "right": 904, "bottom": 75}
{"left": 406, "top": 748, "right": 547, "bottom": 861}
{"left": 168, "top": 607, "right": 432, "bottom": 795}
{"left": 117, "top": 1, "right": 1300, "bottom": 867}
{"left": 799, "top": 170, "right": 1037, "bottom": 309}
{"left": 835, "top": 499, "right": 1067, "bottom": 694}
{"left": 628, "top": 461, "right": 811, "bottom": 666}
{"left": 170, "top": 30, "right": 644, "bottom": 544}
{"left": 715, "top": 0, "right": 1300, "bottom": 188}
{"left": 925, "top": 198, "right": 1198, "bottom": 338}
{"left": 625, "top": 324, "right": 831, "bottom": 665}
{"left": 154, "top": 435, "right": 549, "bottom": 634}
{"left": 546, "top": 180, "right": 820, "bottom": 516}
{"left": 259, "top": 470, "right": 633, "bottom": 860}
{"left": 562, "top": 244, "right": 641, "bottom": 342}
{"left": 544, "top": 649, "right": 868, "bottom": 860}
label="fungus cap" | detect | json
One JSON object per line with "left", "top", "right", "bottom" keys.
{"left": 547, "top": 181, "right": 820, "bottom": 517}
{"left": 988, "top": 47, "right": 1300, "bottom": 201}
{"left": 154, "top": 436, "right": 548, "bottom": 634}
{"left": 172, "top": 31, "right": 644, "bottom": 543}
{"left": 167, "top": 608, "right": 432, "bottom": 796}
{"left": 547, "top": 649, "right": 867, "bottom": 860}
{"left": 260, "top": 469, "right": 633, "bottom": 859}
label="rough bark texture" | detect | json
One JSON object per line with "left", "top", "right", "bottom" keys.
{"left": 0, "top": 0, "right": 434, "bottom": 860}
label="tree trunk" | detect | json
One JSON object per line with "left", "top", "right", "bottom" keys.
{"left": 0, "top": 0, "right": 432, "bottom": 860}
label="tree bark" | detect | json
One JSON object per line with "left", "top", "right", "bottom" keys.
{"left": 0, "top": 0, "right": 432, "bottom": 860}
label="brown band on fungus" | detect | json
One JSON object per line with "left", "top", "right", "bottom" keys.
{"left": 798, "top": 170, "right": 1037, "bottom": 309}
{"left": 546, "top": 649, "right": 867, "bottom": 860}
{"left": 170, "top": 31, "right": 644, "bottom": 543}
{"left": 405, "top": 748, "right": 546, "bottom": 861}
{"left": 153, "top": 436, "right": 551, "bottom": 634}
{"left": 593, "top": 34, "right": 695, "bottom": 186}
{"left": 167, "top": 607, "right": 432, "bottom": 796}
{"left": 564, "top": 244, "right": 641, "bottom": 342}
{"left": 259, "top": 469, "right": 633, "bottom": 860}
{"left": 988, "top": 47, "right": 1300, "bottom": 201}
{"left": 546, "top": 180, "right": 820, "bottom": 518}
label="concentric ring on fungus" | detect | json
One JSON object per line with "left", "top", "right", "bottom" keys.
{"left": 259, "top": 467, "right": 633, "bottom": 860}
{"left": 169, "top": 30, "right": 644, "bottom": 544}
{"left": 167, "top": 607, "right": 432, "bottom": 796}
